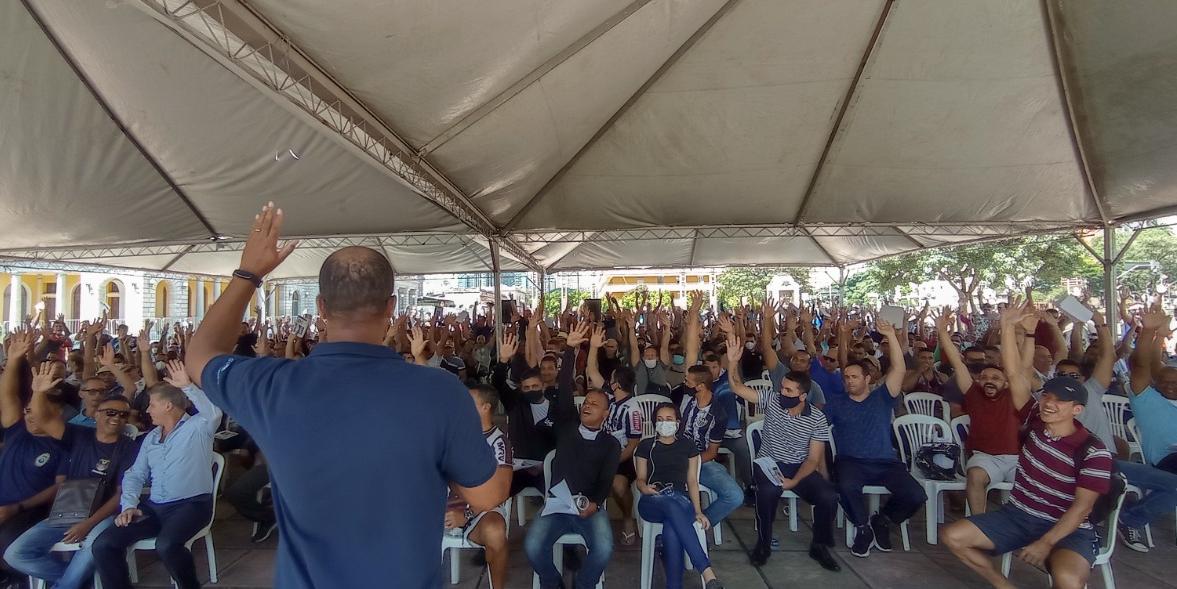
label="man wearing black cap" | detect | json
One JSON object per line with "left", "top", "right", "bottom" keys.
{"left": 943, "top": 372, "right": 1113, "bottom": 589}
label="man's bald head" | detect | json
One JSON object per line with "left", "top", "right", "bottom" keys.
{"left": 318, "top": 246, "right": 395, "bottom": 320}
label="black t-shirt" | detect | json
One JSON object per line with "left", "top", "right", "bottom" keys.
{"left": 635, "top": 436, "right": 699, "bottom": 494}
{"left": 740, "top": 351, "right": 764, "bottom": 381}
{"left": 58, "top": 425, "right": 141, "bottom": 505}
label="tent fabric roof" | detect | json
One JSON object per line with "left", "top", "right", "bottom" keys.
{"left": 1, "top": 0, "right": 1174, "bottom": 277}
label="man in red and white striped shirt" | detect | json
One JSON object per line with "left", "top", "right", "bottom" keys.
{"left": 943, "top": 369, "right": 1112, "bottom": 589}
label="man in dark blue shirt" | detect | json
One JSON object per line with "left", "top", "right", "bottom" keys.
{"left": 823, "top": 321, "right": 926, "bottom": 558}
{"left": 0, "top": 332, "right": 70, "bottom": 587}
{"left": 6, "top": 362, "right": 139, "bottom": 589}
{"left": 185, "top": 204, "right": 510, "bottom": 589}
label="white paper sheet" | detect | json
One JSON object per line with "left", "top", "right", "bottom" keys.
{"left": 879, "top": 305, "right": 905, "bottom": 330}
{"left": 541, "top": 480, "right": 580, "bottom": 517}
{"left": 754, "top": 457, "right": 785, "bottom": 486}
{"left": 1056, "top": 295, "right": 1093, "bottom": 324}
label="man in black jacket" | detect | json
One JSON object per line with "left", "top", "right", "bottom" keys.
{"left": 524, "top": 323, "right": 621, "bottom": 589}
{"left": 492, "top": 333, "right": 558, "bottom": 496}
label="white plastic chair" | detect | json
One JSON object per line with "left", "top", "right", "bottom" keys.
{"left": 1125, "top": 415, "right": 1144, "bottom": 463}
{"left": 743, "top": 379, "right": 774, "bottom": 422}
{"left": 634, "top": 395, "right": 672, "bottom": 439}
{"left": 746, "top": 421, "right": 802, "bottom": 532}
{"left": 1104, "top": 395, "right": 1142, "bottom": 461}
{"left": 892, "top": 414, "right": 960, "bottom": 545}
{"left": 903, "top": 392, "right": 950, "bottom": 424}
{"left": 441, "top": 496, "right": 513, "bottom": 586}
{"left": 533, "top": 450, "right": 604, "bottom": 589}
{"left": 126, "top": 453, "right": 224, "bottom": 585}
{"left": 828, "top": 429, "right": 912, "bottom": 551}
{"left": 631, "top": 466, "right": 709, "bottom": 589}
{"left": 29, "top": 543, "right": 102, "bottom": 589}
{"left": 950, "top": 414, "right": 1013, "bottom": 517}
{"left": 1000, "top": 482, "right": 1127, "bottom": 588}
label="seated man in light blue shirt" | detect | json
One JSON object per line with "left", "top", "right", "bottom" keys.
{"left": 92, "top": 361, "right": 220, "bottom": 589}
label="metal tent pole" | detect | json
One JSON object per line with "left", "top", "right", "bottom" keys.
{"left": 491, "top": 240, "right": 503, "bottom": 347}
{"left": 1102, "top": 225, "right": 1117, "bottom": 337}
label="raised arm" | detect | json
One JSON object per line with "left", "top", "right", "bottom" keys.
{"left": 658, "top": 309, "right": 672, "bottom": 366}
{"left": 492, "top": 332, "right": 520, "bottom": 411}
{"left": 163, "top": 360, "right": 222, "bottom": 433}
{"left": 1000, "top": 303, "right": 1035, "bottom": 410}
{"left": 937, "top": 307, "right": 972, "bottom": 392}
{"left": 587, "top": 325, "right": 606, "bottom": 389}
{"left": 139, "top": 325, "right": 160, "bottom": 388}
{"left": 28, "top": 361, "right": 66, "bottom": 440}
{"left": 724, "top": 332, "right": 761, "bottom": 404}
{"left": 760, "top": 299, "right": 779, "bottom": 372}
{"left": 0, "top": 330, "right": 33, "bottom": 429}
{"left": 1088, "top": 308, "right": 1114, "bottom": 390}
{"left": 684, "top": 291, "right": 704, "bottom": 365}
{"left": 188, "top": 203, "right": 297, "bottom": 387}
{"left": 1130, "top": 305, "right": 1169, "bottom": 395}
{"left": 801, "top": 307, "right": 818, "bottom": 357}
{"left": 626, "top": 315, "right": 640, "bottom": 368}
{"left": 98, "top": 343, "right": 136, "bottom": 401}
{"left": 554, "top": 324, "right": 589, "bottom": 425}
{"left": 876, "top": 320, "right": 905, "bottom": 397}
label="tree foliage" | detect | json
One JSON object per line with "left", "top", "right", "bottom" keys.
{"left": 716, "top": 268, "right": 811, "bottom": 309}
{"left": 1088, "top": 225, "right": 1177, "bottom": 296}
{"left": 543, "top": 288, "right": 593, "bottom": 317}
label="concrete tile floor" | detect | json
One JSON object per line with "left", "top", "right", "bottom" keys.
{"left": 127, "top": 497, "right": 1177, "bottom": 588}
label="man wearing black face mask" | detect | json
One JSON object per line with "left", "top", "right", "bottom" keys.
{"left": 492, "top": 332, "right": 557, "bottom": 496}
{"left": 726, "top": 350, "right": 840, "bottom": 572}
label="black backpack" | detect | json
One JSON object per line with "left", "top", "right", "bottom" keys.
{"left": 1073, "top": 435, "right": 1126, "bottom": 526}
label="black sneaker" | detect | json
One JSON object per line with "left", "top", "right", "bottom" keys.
{"left": 749, "top": 543, "right": 770, "bottom": 566}
{"left": 869, "top": 514, "right": 893, "bottom": 552}
{"left": 705, "top": 579, "right": 726, "bottom": 589}
{"left": 1119, "top": 523, "right": 1149, "bottom": 553}
{"left": 251, "top": 521, "right": 277, "bottom": 543}
{"left": 809, "top": 544, "right": 841, "bottom": 572}
{"left": 850, "top": 525, "right": 873, "bottom": 558}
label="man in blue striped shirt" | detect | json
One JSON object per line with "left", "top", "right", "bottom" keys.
{"left": 92, "top": 363, "right": 220, "bottom": 589}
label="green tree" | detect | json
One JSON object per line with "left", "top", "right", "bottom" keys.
{"left": 1088, "top": 225, "right": 1177, "bottom": 297}
{"left": 843, "top": 270, "right": 883, "bottom": 306}
{"left": 543, "top": 288, "right": 593, "bottom": 316}
{"left": 867, "top": 235, "right": 1096, "bottom": 310}
{"left": 716, "top": 268, "right": 811, "bottom": 309}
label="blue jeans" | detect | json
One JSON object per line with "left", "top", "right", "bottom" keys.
{"left": 524, "top": 510, "right": 613, "bottom": 589}
{"left": 1117, "top": 459, "right": 1177, "bottom": 528}
{"left": 637, "top": 493, "right": 709, "bottom": 589}
{"left": 4, "top": 516, "right": 115, "bottom": 589}
{"left": 833, "top": 457, "right": 927, "bottom": 527}
{"left": 699, "top": 461, "right": 741, "bottom": 525}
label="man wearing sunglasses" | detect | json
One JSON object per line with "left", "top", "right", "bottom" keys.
{"left": 5, "top": 362, "right": 139, "bottom": 589}
{"left": 68, "top": 377, "right": 114, "bottom": 429}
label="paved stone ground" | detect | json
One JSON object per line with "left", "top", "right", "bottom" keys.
{"left": 130, "top": 493, "right": 1177, "bottom": 588}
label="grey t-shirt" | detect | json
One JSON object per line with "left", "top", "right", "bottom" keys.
{"left": 769, "top": 363, "right": 826, "bottom": 406}
{"left": 636, "top": 361, "right": 670, "bottom": 395}
{"left": 1076, "top": 379, "right": 1115, "bottom": 451}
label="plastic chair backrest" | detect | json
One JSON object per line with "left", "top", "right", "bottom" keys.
{"left": 746, "top": 420, "right": 764, "bottom": 459}
{"left": 207, "top": 453, "right": 225, "bottom": 527}
{"left": 1102, "top": 395, "right": 1130, "bottom": 441}
{"left": 635, "top": 395, "right": 672, "bottom": 438}
{"left": 542, "top": 449, "right": 558, "bottom": 493}
{"left": 903, "top": 392, "right": 949, "bottom": 423}
{"left": 1127, "top": 417, "right": 1141, "bottom": 448}
{"left": 1098, "top": 476, "right": 1130, "bottom": 560}
{"left": 891, "top": 414, "right": 952, "bottom": 467}
{"left": 744, "top": 379, "right": 773, "bottom": 419}
{"left": 950, "top": 415, "right": 971, "bottom": 449}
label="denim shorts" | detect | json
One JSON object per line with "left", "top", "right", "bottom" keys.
{"left": 968, "top": 506, "right": 1099, "bottom": 565}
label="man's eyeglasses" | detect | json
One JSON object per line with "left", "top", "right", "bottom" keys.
{"left": 1057, "top": 372, "right": 1081, "bottom": 380}
{"left": 100, "top": 409, "right": 131, "bottom": 419}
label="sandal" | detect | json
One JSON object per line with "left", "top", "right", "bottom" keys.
{"left": 620, "top": 530, "right": 637, "bottom": 546}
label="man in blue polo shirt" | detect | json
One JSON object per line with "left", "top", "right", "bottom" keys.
{"left": 185, "top": 203, "right": 510, "bottom": 589}
{"left": 824, "top": 320, "right": 926, "bottom": 558}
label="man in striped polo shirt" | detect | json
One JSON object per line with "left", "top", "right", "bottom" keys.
{"left": 727, "top": 335, "right": 840, "bottom": 571}
{"left": 943, "top": 376, "right": 1113, "bottom": 589}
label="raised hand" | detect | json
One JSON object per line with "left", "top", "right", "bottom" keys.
{"left": 716, "top": 313, "right": 734, "bottom": 334}
{"left": 239, "top": 202, "right": 298, "bottom": 278}
{"left": 724, "top": 332, "right": 743, "bottom": 365}
{"left": 5, "top": 329, "right": 34, "bottom": 365}
{"left": 31, "top": 361, "right": 61, "bottom": 394}
{"left": 877, "top": 319, "right": 896, "bottom": 338}
{"left": 163, "top": 360, "right": 191, "bottom": 388}
{"left": 498, "top": 332, "right": 518, "bottom": 363}
{"left": 98, "top": 343, "right": 117, "bottom": 367}
{"left": 590, "top": 325, "right": 606, "bottom": 349}
{"left": 1141, "top": 304, "right": 1171, "bottom": 331}
{"left": 408, "top": 326, "right": 428, "bottom": 360}
{"left": 565, "top": 322, "right": 591, "bottom": 348}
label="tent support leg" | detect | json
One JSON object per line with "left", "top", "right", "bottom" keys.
{"left": 491, "top": 240, "right": 503, "bottom": 347}
{"left": 1102, "top": 225, "right": 1117, "bottom": 337}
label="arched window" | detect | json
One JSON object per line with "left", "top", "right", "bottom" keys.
{"left": 155, "top": 282, "right": 170, "bottom": 320}
{"left": 104, "top": 281, "right": 122, "bottom": 319}
{"left": 291, "top": 290, "right": 302, "bottom": 317}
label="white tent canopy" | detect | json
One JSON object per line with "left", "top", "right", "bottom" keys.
{"left": 2, "top": 0, "right": 1175, "bottom": 278}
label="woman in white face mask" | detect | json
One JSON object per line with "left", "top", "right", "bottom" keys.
{"left": 634, "top": 404, "right": 726, "bottom": 589}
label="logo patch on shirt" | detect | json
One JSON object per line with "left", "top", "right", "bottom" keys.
{"left": 34, "top": 452, "right": 51, "bottom": 467}
{"left": 92, "top": 458, "right": 111, "bottom": 476}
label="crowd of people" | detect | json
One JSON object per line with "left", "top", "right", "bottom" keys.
{"left": 0, "top": 207, "right": 1175, "bottom": 589}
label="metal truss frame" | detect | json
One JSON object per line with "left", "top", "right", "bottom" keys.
{"left": 130, "top": 0, "right": 542, "bottom": 273}
{"left": 510, "top": 222, "right": 1086, "bottom": 244}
